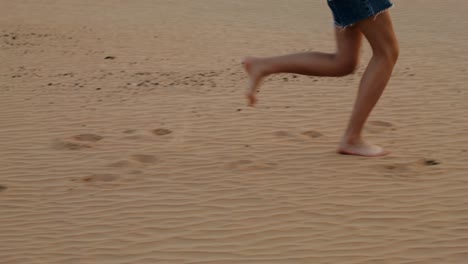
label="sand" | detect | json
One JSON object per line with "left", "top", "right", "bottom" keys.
{"left": 1, "top": 0, "right": 467, "bottom": 263}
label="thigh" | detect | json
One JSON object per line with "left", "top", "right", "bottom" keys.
{"left": 355, "top": 11, "right": 398, "bottom": 54}
{"left": 335, "top": 25, "right": 362, "bottom": 64}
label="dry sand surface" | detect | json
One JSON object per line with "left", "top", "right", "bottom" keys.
{"left": 1, "top": 0, "right": 468, "bottom": 263}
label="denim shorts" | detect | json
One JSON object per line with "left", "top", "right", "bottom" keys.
{"left": 327, "top": 0, "right": 394, "bottom": 28}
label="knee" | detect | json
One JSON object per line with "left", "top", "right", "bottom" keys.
{"left": 392, "top": 44, "right": 400, "bottom": 62}
{"left": 377, "top": 43, "right": 399, "bottom": 64}
{"left": 333, "top": 56, "right": 359, "bottom": 76}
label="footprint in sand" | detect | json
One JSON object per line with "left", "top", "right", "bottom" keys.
{"left": 122, "top": 135, "right": 145, "bottom": 140}
{"left": 108, "top": 160, "right": 137, "bottom": 168}
{"left": 71, "top": 133, "right": 103, "bottom": 142}
{"left": 379, "top": 158, "right": 441, "bottom": 176}
{"left": 108, "top": 155, "right": 157, "bottom": 168}
{"left": 274, "top": 130, "right": 315, "bottom": 142}
{"left": 227, "top": 160, "right": 277, "bottom": 171}
{"left": 152, "top": 128, "right": 172, "bottom": 136}
{"left": 273, "top": 131, "right": 294, "bottom": 138}
{"left": 51, "top": 133, "right": 102, "bottom": 150}
{"left": 0, "top": 185, "right": 7, "bottom": 192}
{"left": 365, "top": 120, "right": 396, "bottom": 133}
{"left": 130, "top": 154, "right": 158, "bottom": 164}
{"left": 51, "top": 140, "right": 93, "bottom": 150}
{"left": 368, "top": 121, "right": 393, "bottom": 127}
{"left": 123, "top": 129, "right": 137, "bottom": 134}
{"left": 121, "top": 130, "right": 147, "bottom": 140}
{"left": 301, "top": 130, "right": 323, "bottom": 139}
{"left": 81, "top": 173, "right": 119, "bottom": 183}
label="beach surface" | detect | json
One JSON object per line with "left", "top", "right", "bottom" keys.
{"left": 1, "top": 0, "right": 467, "bottom": 263}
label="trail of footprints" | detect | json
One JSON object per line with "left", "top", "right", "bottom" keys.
{"left": 269, "top": 122, "right": 441, "bottom": 176}
{"left": 50, "top": 119, "right": 441, "bottom": 189}
{"left": 53, "top": 129, "right": 171, "bottom": 187}
{"left": 271, "top": 120, "right": 395, "bottom": 143}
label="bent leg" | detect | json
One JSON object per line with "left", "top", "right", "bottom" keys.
{"left": 338, "top": 11, "right": 399, "bottom": 157}
{"left": 243, "top": 26, "right": 362, "bottom": 106}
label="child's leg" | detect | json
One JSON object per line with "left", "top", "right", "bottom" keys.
{"left": 243, "top": 26, "right": 362, "bottom": 106}
{"left": 338, "top": 11, "right": 399, "bottom": 157}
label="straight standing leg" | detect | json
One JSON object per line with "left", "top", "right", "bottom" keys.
{"left": 338, "top": 11, "right": 399, "bottom": 157}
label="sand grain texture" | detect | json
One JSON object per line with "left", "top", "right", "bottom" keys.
{"left": 1, "top": 1, "right": 467, "bottom": 263}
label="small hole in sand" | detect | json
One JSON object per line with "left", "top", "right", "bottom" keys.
{"left": 424, "top": 159, "right": 440, "bottom": 166}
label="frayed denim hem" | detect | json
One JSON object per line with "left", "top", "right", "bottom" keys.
{"left": 329, "top": 1, "right": 394, "bottom": 31}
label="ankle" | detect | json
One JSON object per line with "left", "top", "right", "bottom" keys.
{"left": 341, "top": 135, "right": 362, "bottom": 145}
{"left": 256, "top": 59, "right": 272, "bottom": 76}
{"left": 245, "top": 57, "right": 268, "bottom": 76}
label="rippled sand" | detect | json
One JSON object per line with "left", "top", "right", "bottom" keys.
{"left": 1, "top": 1, "right": 467, "bottom": 263}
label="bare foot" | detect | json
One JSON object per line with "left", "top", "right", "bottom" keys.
{"left": 242, "top": 57, "right": 267, "bottom": 106}
{"left": 337, "top": 138, "right": 389, "bottom": 157}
